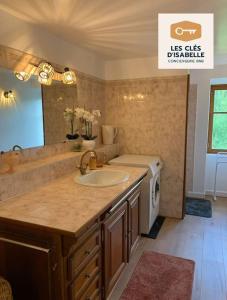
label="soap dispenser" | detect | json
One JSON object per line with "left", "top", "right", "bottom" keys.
{"left": 89, "top": 153, "right": 97, "bottom": 170}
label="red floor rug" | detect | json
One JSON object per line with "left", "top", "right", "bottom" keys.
{"left": 120, "top": 251, "right": 195, "bottom": 300}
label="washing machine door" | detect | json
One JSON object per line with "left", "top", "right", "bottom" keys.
{"left": 152, "top": 173, "right": 160, "bottom": 208}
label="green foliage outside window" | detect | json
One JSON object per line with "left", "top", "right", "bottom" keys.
{"left": 212, "top": 89, "right": 227, "bottom": 150}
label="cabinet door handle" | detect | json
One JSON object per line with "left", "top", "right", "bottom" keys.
{"left": 52, "top": 263, "right": 58, "bottom": 272}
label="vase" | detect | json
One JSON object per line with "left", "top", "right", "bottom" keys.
{"left": 102, "top": 125, "right": 118, "bottom": 145}
{"left": 82, "top": 140, "right": 96, "bottom": 151}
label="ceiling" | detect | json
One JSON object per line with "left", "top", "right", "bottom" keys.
{"left": 0, "top": 0, "right": 226, "bottom": 60}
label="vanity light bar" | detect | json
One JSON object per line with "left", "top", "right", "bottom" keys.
{"left": 14, "top": 62, "right": 76, "bottom": 86}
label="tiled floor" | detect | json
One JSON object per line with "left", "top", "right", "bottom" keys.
{"left": 109, "top": 197, "right": 227, "bottom": 300}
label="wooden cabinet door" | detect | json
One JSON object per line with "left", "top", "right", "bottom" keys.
{"left": 103, "top": 202, "right": 128, "bottom": 297}
{"left": 128, "top": 190, "right": 140, "bottom": 259}
{"left": 0, "top": 236, "right": 61, "bottom": 300}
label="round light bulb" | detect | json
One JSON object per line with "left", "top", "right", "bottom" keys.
{"left": 15, "top": 71, "right": 31, "bottom": 82}
{"left": 37, "top": 62, "right": 54, "bottom": 84}
{"left": 63, "top": 68, "right": 76, "bottom": 85}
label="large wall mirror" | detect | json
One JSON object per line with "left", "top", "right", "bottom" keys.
{"left": 0, "top": 46, "right": 78, "bottom": 152}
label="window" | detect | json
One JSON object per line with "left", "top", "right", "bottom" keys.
{"left": 208, "top": 84, "right": 227, "bottom": 153}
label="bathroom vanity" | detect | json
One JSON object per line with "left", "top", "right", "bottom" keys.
{"left": 0, "top": 165, "right": 146, "bottom": 300}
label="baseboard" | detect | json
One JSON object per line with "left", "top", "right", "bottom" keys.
{"left": 187, "top": 190, "right": 227, "bottom": 198}
{"left": 186, "top": 191, "right": 205, "bottom": 199}
{"left": 205, "top": 190, "right": 227, "bottom": 198}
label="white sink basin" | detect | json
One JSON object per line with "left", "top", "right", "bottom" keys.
{"left": 74, "top": 169, "right": 130, "bottom": 187}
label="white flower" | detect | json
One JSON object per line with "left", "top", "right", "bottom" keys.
{"left": 72, "top": 107, "right": 101, "bottom": 124}
{"left": 88, "top": 114, "right": 95, "bottom": 123}
{"left": 83, "top": 111, "right": 94, "bottom": 122}
{"left": 65, "top": 108, "right": 73, "bottom": 113}
{"left": 92, "top": 110, "right": 101, "bottom": 117}
{"left": 64, "top": 108, "right": 74, "bottom": 121}
{"left": 74, "top": 107, "right": 85, "bottom": 119}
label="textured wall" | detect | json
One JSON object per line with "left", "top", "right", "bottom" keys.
{"left": 186, "top": 84, "right": 197, "bottom": 195}
{"left": 104, "top": 75, "right": 188, "bottom": 218}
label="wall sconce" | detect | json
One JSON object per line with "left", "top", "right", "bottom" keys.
{"left": 123, "top": 93, "right": 145, "bottom": 103}
{"left": 62, "top": 68, "right": 77, "bottom": 84}
{"left": 37, "top": 62, "right": 55, "bottom": 86}
{"left": 14, "top": 64, "right": 36, "bottom": 82}
{"left": 0, "top": 90, "right": 16, "bottom": 107}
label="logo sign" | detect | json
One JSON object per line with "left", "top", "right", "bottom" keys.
{"left": 158, "top": 14, "right": 213, "bottom": 69}
{"left": 171, "top": 21, "right": 201, "bottom": 41}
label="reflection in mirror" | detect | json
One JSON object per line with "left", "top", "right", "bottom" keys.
{"left": 42, "top": 83, "right": 77, "bottom": 145}
{"left": 0, "top": 68, "right": 44, "bottom": 151}
{"left": 0, "top": 68, "right": 78, "bottom": 152}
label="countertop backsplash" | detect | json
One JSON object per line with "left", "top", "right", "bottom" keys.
{"left": 0, "top": 143, "right": 120, "bottom": 202}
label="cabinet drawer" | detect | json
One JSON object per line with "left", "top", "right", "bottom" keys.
{"left": 69, "top": 253, "right": 100, "bottom": 300}
{"left": 80, "top": 275, "right": 100, "bottom": 300}
{"left": 68, "top": 229, "right": 100, "bottom": 279}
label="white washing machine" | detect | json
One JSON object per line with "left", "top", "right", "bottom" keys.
{"left": 109, "top": 154, "right": 163, "bottom": 234}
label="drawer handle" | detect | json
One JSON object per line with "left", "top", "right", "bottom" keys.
{"left": 85, "top": 274, "right": 91, "bottom": 279}
{"left": 108, "top": 179, "right": 143, "bottom": 214}
{"left": 85, "top": 250, "right": 91, "bottom": 255}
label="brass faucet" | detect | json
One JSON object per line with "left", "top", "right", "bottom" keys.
{"left": 78, "top": 150, "right": 97, "bottom": 175}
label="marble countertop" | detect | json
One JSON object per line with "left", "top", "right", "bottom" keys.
{"left": 0, "top": 165, "right": 147, "bottom": 236}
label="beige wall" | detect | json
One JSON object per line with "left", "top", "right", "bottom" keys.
{"left": 104, "top": 75, "right": 188, "bottom": 218}
{"left": 105, "top": 56, "right": 187, "bottom": 80}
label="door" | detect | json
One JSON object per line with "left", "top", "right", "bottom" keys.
{"left": 103, "top": 202, "right": 128, "bottom": 297}
{"left": 127, "top": 190, "right": 140, "bottom": 259}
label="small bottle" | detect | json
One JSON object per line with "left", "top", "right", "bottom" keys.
{"left": 89, "top": 153, "right": 97, "bottom": 170}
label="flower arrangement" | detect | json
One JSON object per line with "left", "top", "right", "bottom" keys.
{"left": 63, "top": 107, "right": 101, "bottom": 141}
{"left": 76, "top": 108, "right": 101, "bottom": 140}
{"left": 63, "top": 108, "right": 79, "bottom": 140}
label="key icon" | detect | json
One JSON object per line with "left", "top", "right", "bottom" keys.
{"left": 171, "top": 21, "right": 201, "bottom": 41}
{"left": 175, "top": 27, "right": 197, "bottom": 36}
